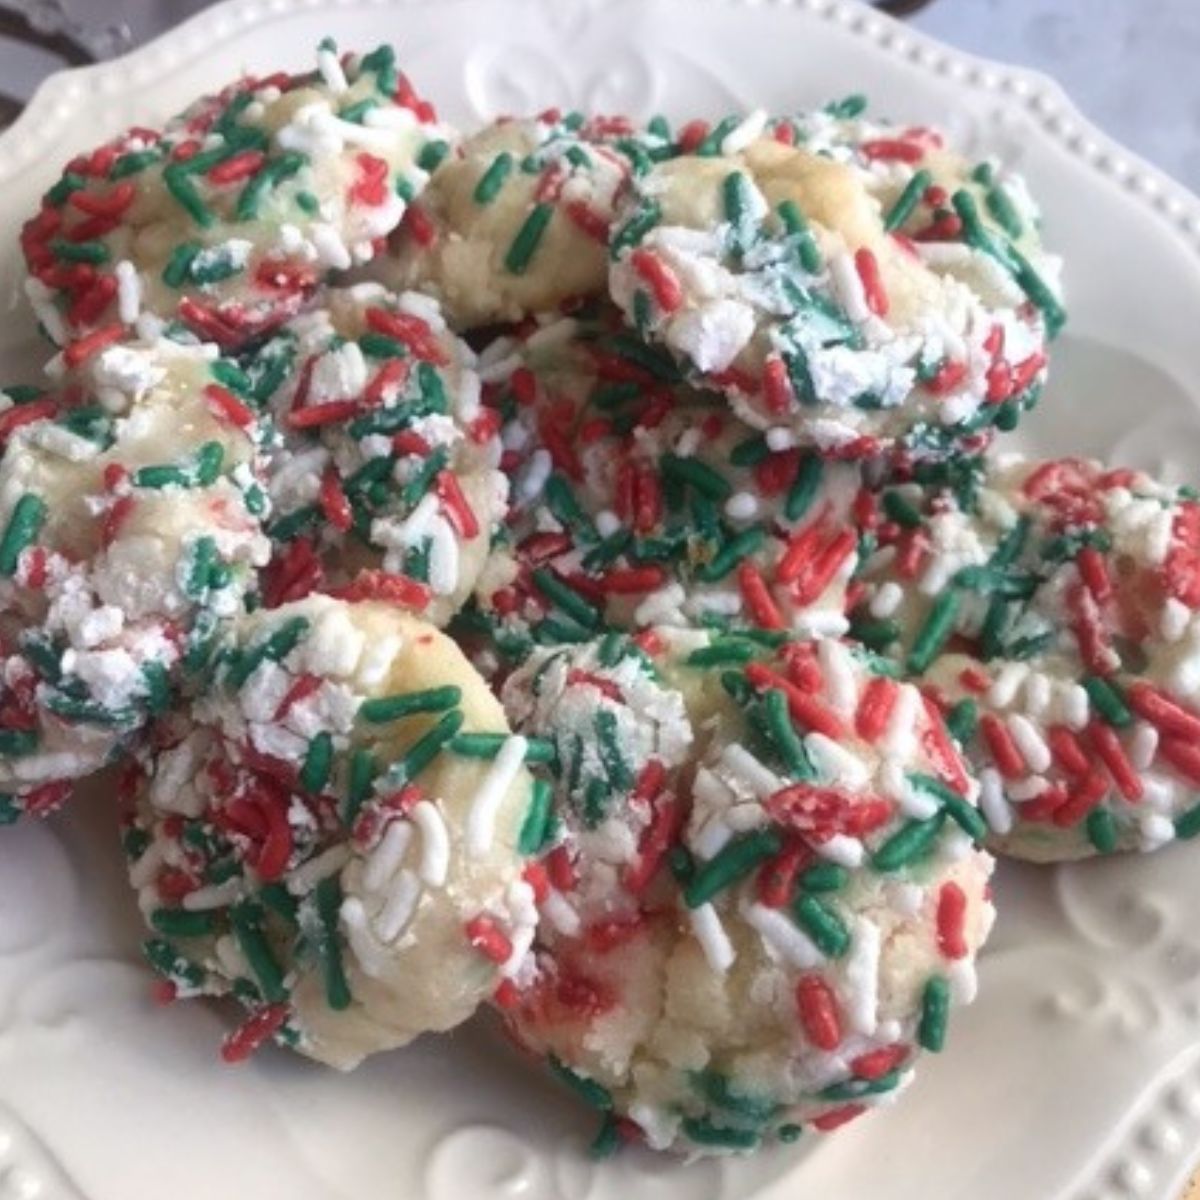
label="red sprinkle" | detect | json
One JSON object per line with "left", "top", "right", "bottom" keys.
{"left": 465, "top": 915, "right": 513, "bottom": 964}
{"left": 207, "top": 151, "right": 266, "bottom": 185}
{"left": 598, "top": 565, "right": 667, "bottom": 594}
{"left": 365, "top": 306, "right": 449, "bottom": 366}
{"left": 0, "top": 398, "right": 57, "bottom": 442}
{"left": 221, "top": 1003, "right": 290, "bottom": 1064}
{"left": 63, "top": 323, "right": 124, "bottom": 366}
{"left": 326, "top": 569, "right": 431, "bottom": 611}
{"left": 762, "top": 355, "right": 795, "bottom": 415}
{"left": 755, "top": 838, "right": 810, "bottom": 908}
{"left": 936, "top": 881, "right": 968, "bottom": 959}
{"left": 860, "top": 138, "right": 924, "bottom": 163}
{"left": 855, "top": 676, "right": 898, "bottom": 741}
{"left": 737, "top": 561, "right": 785, "bottom": 630}
{"left": 1127, "top": 683, "right": 1200, "bottom": 741}
{"left": 854, "top": 248, "right": 889, "bottom": 317}
{"left": 287, "top": 399, "right": 360, "bottom": 429}
{"left": 204, "top": 383, "right": 255, "bottom": 430}
{"left": 1050, "top": 772, "right": 1108, "bottom": 827}
{"left": 1087, "top": 720, "right": 1143, "bottom": 802}
{"left": 630, "top": 248, "right": 683, "bottom": 313}
{"left": 980, "top": 713, "right": 1027, "bottom": 779}
{"left": 435, "top": 469, "right": 481, "bottom": 539}
{"left": 851, "top": 1044, "right": 908, "bottom": 1081}
{"left": 796, "top": 975, "right": 842, "bottom": 1050}
{"left": 402, "top": 202, "right": 438, "bottom": 248}
{"left": 564, "top": 200, "right": 610, "bottom": 243}
{"left": 318, "top": 468, "right": 353, "bottom": 532}
{"left": 811, "top": 1104, "right": 867, "bottom": 1133}
{"left": 1047, "top": 725, "right": 1090, "bottom": 777}
{"left": 273, "top": 673, "right": 323, "bottom": 721}
{"left": 745, "top": 663, "right": 845, "bottom": 739}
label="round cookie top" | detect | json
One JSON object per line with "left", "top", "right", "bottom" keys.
{"left": 499, "top": 630, "right": 994, "bottom": 1155}
{"left": 21, "top": 41, "right": 452, "bottom": 351}
{"left": 462, "top": 307, "right": 867, "bottom": 671}
{"left": 0, "top": 346, "right": 270, "bottom": 819}
{"left": 378, "top": 112, "right": 673, "bottom": 327}
{"left": 856, "top": 453, "right": 1200, "bottom": 859}
{"left": 123, "top": 594, "right": 542, "bottom": 1068}
{"left": 607, "top": 102, "right": 1063, "bottom": 461}
{"left": 251, "top": 284, "right": 508, "bottom": 626}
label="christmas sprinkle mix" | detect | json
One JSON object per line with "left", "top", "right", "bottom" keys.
{"left": 854, "top": 452, "right": 1200, "bottom": 859}
{"left": 247, "top": 283, "right": 508, "bottom": 624}
{"left": 607, "top": 101, "right": 1063, "bottom": 461}
{"left": 0, "top": 344, "right": 269, "bottom": 821}
{"left": 21, "top": 42, "right": 453, "bottom": 351}
{"left": 122, "top": 595, "right": 538, "bottom": 1067}
{"left": 379, "top": 112, "right": 676, "bottom": 328}
{"left": 459, "top": 303, "right": 869, "bottom": 672}
{"left": 497, "top": 628, "right": 994, "bottom": 1154}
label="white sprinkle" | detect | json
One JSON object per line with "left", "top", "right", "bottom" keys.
{"left": 411, "top": 800, "right": 451, "bottom": 887}
{"left": 868, "top": 581, "right": 904, "bottom": 618}
{"left": 1007, "top": 713, "right": 1051, "bottom": 774}
{"left": 947, "top": 957, "right": 978, "bottom": 1005}
{"left": 129, "top": 841, "right": 166, "bottom": 889}
{"left": 1138, "top": 813, "right": 1175, "bottom": 851}
{"left": 818, "top": 639, "right": 858, "bottom": 717}
{"left": 692, "top": 813, "right": 735, "bottom": 861}
{"left": 516, "top": 448, "right": 552, "bottom": 506}
{"left": 829, "top": 252, "right": 870, "bottom": 323}
{"left": 720, "top": 108, "right": 769, "bottom": 155}
{"left": 977, "top": 767, "right": 1013, "bottom": 836}
{"left": 841, "top": 917, "right": 881, "bottom": 1035}
{"left": 501, "top": 880, "right": 539, "bottom": 977}
{"left": 182, "top": 880, "right": 243, "bottom": 911}
{"left": 1023, "top": 671, "right": 1051, "bottom": 718}
{"left": 115, "top": 260, "right": 141, "bottom": 324}
{"left": 542, "top": 890, "right": 581, "bottom": 936}
{"left": 718, "top": 742, "right": 782, "bottom": 799}
{"left": 1129, "top": 722, "right": 1159, "bottom": 772}
{"left": 374, "top": 868, "right": 422, "bottom": 942}
{"left": 356, "top": 632, "right": 402, "bottom": 690}
{"left": 317, "top": 43, "right": 349, "bottom": 93}
{"left": 363, "top": 819, "right": 414, "bottom": 893}
{"left": 1162, "top": 598, "right": 1191, "bottom": 642}
{"left": 898, "top": 776, "right": 941, "bottom": 820}
{"left": 742, "top": 901, "right": 822, "bottom": 968}
{"left": 1061, "top": 683, "right": 1090, "bottom": 730}
{"left": 340, "top": 896, "right": 393, "bottom": 978}
{"left": 284, "top": 844, "right": 351, "bottom": 894}
{"left": 1008, "top": 775, "right": 1048, "bottom": 802}
{"left": 689, "top": 902, "right": 735, "bottom": 973}
{"left": 880, "top": 684, "right": 919, "bottom": 758}
{"left": 816, "top": 833, "right": 864, "bottom": 868}
{"left": 724, "top": 491, "right": 759, "bottom": 522}
{"left": 806, "top": 732, "right": 870, "bottom": 789}
{"left": 988, "top": 662, "right": 1027, "bottom": 709}
{"left": 466, "top": 735, "right": 527, "bottom": 858}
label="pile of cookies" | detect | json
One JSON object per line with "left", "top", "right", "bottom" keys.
{"left": 2, "top": 40, "right": 1195, "bottom": 1158}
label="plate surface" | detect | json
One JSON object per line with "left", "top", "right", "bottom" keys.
{"left": 2, "top": 2, "right": 1200, "bottom": 1198}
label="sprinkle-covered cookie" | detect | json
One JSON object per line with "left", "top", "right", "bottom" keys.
{"left": 378, "top": 112, "right": 674, "bottom": 327}
{"left": 608, "top": 101, "right": 1063, "bottom": 461}
{"left": 0, "top": 342, "right": 269, "bottom": 820}
{"left": 498, "top": 630, "right": 994, "bottom": 1154}
{"left": 123, "top": 595, "right": 543, "bottom": 1067}
{"left": 22, "top": 42, "right": 452, "bottom": 351}
{"left": 251, "top": 284, "right": 508, "bottom": 625}
{"left": 856, "top": 453, "right": 1200, "bottom": 859}
{"left": 461, "top": 308, "right": 868, "bottom": 670}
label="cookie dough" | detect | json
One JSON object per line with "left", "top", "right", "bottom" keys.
{"left": 22, "top": 41, "right": 453, "bottom": 350}
{"left": 0, "top": 340, "right": 269, "bottom": 820}
{"left": 608, "top": 103, "right": 1064, "bottom": 460}
{"left": 123, "top": 595, "right": 542, "bottom": 1068}
{"left": 462, "top": 308, "right": 866, "bottom": 670}
{"left": 378, "top": 112, "right": 672, "bottom": 327}
{"left": 251, "top": 284, "right": 508, "bottom": 625}
{"left": 499, "top": 630, "right": 994, "bottom": 1154}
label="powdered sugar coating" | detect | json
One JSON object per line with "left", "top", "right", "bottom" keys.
{"left": 123, "top": 595, "right": 537, "bottom": 1068}
{"left": 499, "top": 630, "right": 994, "bottom": 1154}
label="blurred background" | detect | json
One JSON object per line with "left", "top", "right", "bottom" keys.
{"left": 0, "top": 0, "right": 1195, "bottom": 190}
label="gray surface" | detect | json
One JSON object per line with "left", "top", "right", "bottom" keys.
{"left": 0, "top": 0, "right": 1195, "bottom": 194}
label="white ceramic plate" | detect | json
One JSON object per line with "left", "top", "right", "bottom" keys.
{"left": 2, "top": 2, "right": 1200, "bottom": 1198}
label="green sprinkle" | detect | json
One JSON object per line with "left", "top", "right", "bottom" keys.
{"left": 0, "top": 730, "right": 39, "bottom": 756}
{"left": 695, "top": 1071, "right": 780, "bottom": 1122}
{"left": 696, "top": 527, "right": 766, "bottom": 582}
{"left": 532, "top": 568, "right": 602, "bottom": 629}
{"left": 0, "top": 795, "right": 22, "bottom": 825}
{"left": 848, "top": 616, "right": 899, "bottom": 653}
{"left": 582, "top": 775, "right": 609, "bottom": 827}
{"left": 505, "top": 202, "right": 553, "bottom": 274}
{"left": 299, "top": 731, "right": 333, "bottom": 793}
{"left": 593, "top": 712, "right": 630, "bottom": 791}
{"left": 235, "top": 151, "right": 307, "bottom": 221}
{"left": 729, "top": 433, "right": 771, "bottom": 467}
{"left": 696, "top": 115, "right": 742, "bottom": 156}
{"left": 681, "top": 1117, "right": 759, "bottom": 1150}
{"left": 985, "top": 185, "right": 1024, "bottom": 239}
{"left": 776, "top": 199, "right": 822, "bottom": 273}
{"left": 909, "top": 773, "right": 988, "bottom": 842}
{"left": 764, "top": 688, "right": 816, "bottom": 779}
{"left": 230, "top": 903, "right": 287, "bottom": 1003}
{"left": 918, "top": 975, "right": 951, "bottom": 1052}
{"left": 884, "top": 169, "right": 932, "bottom": 232}
{"left": 686, "top": 640, "right": 757, "bottom": 667}
{"left": 819, "top": 1069, "right": 903, "bottom": 1102}
{"left": 184, "top": 536, "right": 219, "bottom": 599}
{"left": 518, "top": 778, "right": 554, "bottom": 855}
{"left": 151, "top": 908, "right": 218, "bottom": 937}
{"left": 826, "top": 93, "right": 868, "bottom": 118}
{"left": 390, "top": 709, "right": 464, "bottom": 784}
{"left": 945, "top": 699, "right": 978, "bottom": 745}
{"left": 589, "top": 1114, "right": 622, "bottom": 1160}
{"left": 684, "top": 828, "right": 782, "bottom": 908}
{"left": 142, "top": 661, "right": 171, "bottom": 716}
{"left": 270, "top": 503, "right": 319, "bottom": 543}
{"left": 1087, "top": 807, "right": 1119, "bottom": 853}
{"left": 722, "top": 170, "right": 758, "bottom": 253}
{"left": 110, "top": 150, "right": 160, "bottom": 179}
{"left": 798, "top": 862, "right": 847, "bottom": 893}
{"left": 610, "top": 200, "right": 661, "bottom": 258}
{"left": 882, "top": 490, "right": 923, "bottom": 529}
{"left": 338, "top": 98, "right": 376, "bottom": 125}
{"left": 779, "top": 1124, "right": 803, "bottom": 1143}
{"left": 1082, "top": 675, "right": 1133, "bottom": 727}
{"left": 661, "top": 453, "right": 732, "bottom": 501}
{"left": 359, "top": 685, "right": 461, "bottom": 724}
{"left": 418, "top": 139, "right": 451, "bottom": 173}
{"left": 872, "top": 813, "right": 946, "bottom": 872}
{"left": 549, "top": 1056, "right": 613, "bottom": 1111}
{"left": 449, "top": 732, "right": 556, "bottom": 764}
{"left": 295, "top": 190, "right": 321, "bottom": 215}
{"left": 50, "top": 238, "right": 109, "bottom": 264}
{"left": 597, "top": 631, "right": 625, "bottom": 668}
{"left": 163, "top": 163, "right": 214, "bottom": 228}
{"left": 345, "top": 748, "right": 376, "bottom": 826}
{"left": 906, "top": 590, "right": 961, "bottom": 674}
{"left": 315, "top": 876, "right": 352, "bottom": 1010}
{"left": 0, "top": 495, "right": 47, "bottom": 576}
{"left": 1172, "top": 796, "right": 1200, "bottom": 843}
{"left": 793, "top": 893, "right": 851, "bottom": 957}
{"left": 143, "top": 938, "right": 205, "bottom": 989}
{"left": 226, "top": 616, "right": 310, "bottom": 689}
{"left": 785, "top": 453, "right": 823, "bottom": 521}
{"left": 473, "top": 152, "right": 514, "bottom": 204}
{"left": 668, "top": 844, "right": 695, "bottom": 883}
